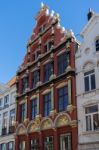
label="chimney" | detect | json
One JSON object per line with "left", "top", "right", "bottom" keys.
{"left": 87, "top": 8, "right": 94, "bottom": 21}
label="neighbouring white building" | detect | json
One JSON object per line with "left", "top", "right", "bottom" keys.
{"left": 0, "top": 77, "right": 16, "bottom": 150}
{"left": 76, "top": 9, "right": 99, "bottom": 150}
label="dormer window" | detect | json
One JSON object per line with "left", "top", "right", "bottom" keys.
{"left": 96, "top": 39, "right": 99, "bottom": 51}
{"left": 39, "top": 24, "right": 46, "bottom": 33}
{"left": 44, "top": 41, "right": 53, "bottom": 52}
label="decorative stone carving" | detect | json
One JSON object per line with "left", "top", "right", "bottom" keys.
{"left": 67, "top": 104, "right": 76, "bottom": 114}
{"left": 28, "top": 123, "right": 39, "bottom": 133}
{"left": 70, "top": 120, "right": 77, "bottom": 128}
{"left": 41, "top": 119, "right": 52, "bottom": 130}
{"left": 50, "top": 109, "right": 57, "bottom": 118}
{"left": 55, "top": 115, "right": 69, "bottom": 127}
{"left": 17, "top": 126, "right": 26, "bottom": 135}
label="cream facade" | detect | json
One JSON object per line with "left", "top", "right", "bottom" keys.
{"left": 0, "top": 78, "right": 16, "bottom": 150}
{"left": 76, "top": 11, "right": 99, "bottom": 150}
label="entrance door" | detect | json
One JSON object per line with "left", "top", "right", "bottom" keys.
{"left": 60, "top": 133, "right": 71, "bottom": 150}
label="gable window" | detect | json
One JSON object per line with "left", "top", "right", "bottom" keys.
{"left": 22, "top": 77, "right": 28, "bottom": 93}
{"left": 20, "top": 103, "right": 26, "bottom": 122}
{"left": 44, "top": 41, "right": 53, "bottom": 52}
{"left": 44, "top": 136, "right": 53, "bottom": 150}
{"left": 43, "top": 92, "right": 51, "bottom": 116}
{"left": 85, "top": 105, "right": 99, "bottom": 131}
{"left": 31, "top": 139, "right": 39, "bottom": 150}
{"left": 39, "top": 24, "right": 46, "bottom": 33}
{"left": 44, "top": 62, "right": 52, "bottom": 82}
{"left": 58, "top": 52, "right": 69, "bottom": 75}
{"left": 58, "top": 86, "right": 68, "bottom": 112}
{"left": 96, "top": 39, "right": 99, "bottom": 51}
{"left": 32, "top": 70, "right": 39, "bottom": 88}
{"left": 31, "top": 98, "right": 37, "bottom": 120}
{"left": 4, "top": 95, "right": 9, "bottom": 107}
{"left": 84, "top": 70, "right": 96, "bottom": 92}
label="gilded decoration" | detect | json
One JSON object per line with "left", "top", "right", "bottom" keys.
{"left": 55, "top": 115, "right": 69, "bottom": 127}
{"left": 41, "top": 119, "right": 52, "bottom": 130}
{"left": 67, "top": 105, "right": 76, "bottom": 114}
{"left": 17, "top": 126, "right": 26, "bottom": 135}
{"left": 28, "top": 123, "right": 39, "bottom": 133}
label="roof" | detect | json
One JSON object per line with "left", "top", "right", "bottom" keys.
{"left": 7, "top": 76, "right": 16, "bottom": 87}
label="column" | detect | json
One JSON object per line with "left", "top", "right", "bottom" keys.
{"left": 54, "top": 129, "right": 59, "bottom": 150}
{"left": 27, "top": 135, "right": 30, "bottom": 150}
{"left": 71, "top": 126, "right": 78, "bottom": 150}
{"left": 68, "top": 78, "right": 72, "bottom": 105}
{"left": 39, "top": 132, "right": 43, "bottom": 150}
{"left": 15, "top": 135, "right": 19, "bottom": 150}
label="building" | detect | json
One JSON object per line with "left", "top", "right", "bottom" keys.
{"left": 76, "top": 9, "right": 99, "bottom": 150}
{"left": 15, "top": 3, "right": 78, "bottom": 150}
{"left": 0, "top": 77, "right": 16, "bottom": 150}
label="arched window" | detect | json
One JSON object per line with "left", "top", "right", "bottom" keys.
{"left": 96, "top": 39, "right": 99, "bottom": 51}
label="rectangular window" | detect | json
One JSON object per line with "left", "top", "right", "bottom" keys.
{"left": 3, "top": 112, "right": 8, "bottom": 128}
{"left": 19, "top": 141, "right": 26, "bottom": 150}
{"left": 31, "top": 98, "right": 37, "bottom": 120}
{"left": 85, "top": 105, "right": 99, "bottom": 131}
{"left": 4, "top": 95, "right": 9, "bottom": 107}
{"left": 39, "top": 24, "right": 46, "bottom": 33}
{"left": 20, "top": 103, "right": 26, "bottom": 122}
{"left": 1, "top": 143, "right": 6, "bottom": 150}
{"left": 60, "top": 133, "right": 71, "bottom": 150}
{"left": 44, "top": 41, "right": 52, "bottom": 52}
{"left": 22, "top": 77, "right": 28, "bottom": 93}
{"left": 43, "top": 92, "right": 51, "bottom": 116}
{"left": 44, "top": 63, "right": 52, "bottom": 82}
{"left": 58, "top": 86, "right": 68, "bottom": 112}
{"left": 44, "top": 136, "right": 53, "bottom": 150}
{"left": 0, "top": 98, "right": 3, "bottom": 109}
{"left": 58, "top": 52, "right": 69, "bottom": 75}
{"left": 10, "top": 109, "right": 15, "bottom": 126}
{"left": 84, "top": 70, "right": 96, "bottom": 92}
{"left": 31, "top": 139, "right": 39, "bottom": 150}
{"left": 32, "top": 70, "right": 39, "bottom": 88}
{"left": 8, "top": 141, "right": 14, "bottom": 150}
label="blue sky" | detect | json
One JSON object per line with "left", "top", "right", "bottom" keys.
{"left": 0, "top": 0, "right": 99, "bottom": 83}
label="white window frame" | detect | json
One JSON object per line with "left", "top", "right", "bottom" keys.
{"left": 85, "top": 104, "right": 99, "bottom": 131}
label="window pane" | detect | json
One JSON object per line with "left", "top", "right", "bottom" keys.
{"left": 31, "top": 98, "right": 37, "bottom": 120}
{"left": 91, "top": 74, "right": 96, "bottom": 90}
{"left": 44, "top": 136, "right": 53, "bottom": 150}
{"left": 85, "top": 105, "right": 98, "bottom": 114}
{"left": 84, "top": 76, "right": 89, "bottom": 92}
{"left": 86, "top": 115, "right": 92, "bottom": 131}
{"left": 96, "top": 39, "right": 99, "bottom": 51}
{"left": 93, "top": 114, "right": 99, "bottom": 130}
{"left": 43, "top": 93, "right": 51, "bottom": 116}
{"left": 60, "top": 134, "right": 71, "bottom": 150}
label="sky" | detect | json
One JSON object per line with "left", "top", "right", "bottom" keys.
{"left": 0, "top": 0, "right": 99, "bottom": 83}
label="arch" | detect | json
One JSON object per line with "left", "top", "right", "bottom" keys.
{"left": 40, "top": 118, "right": 53, "bottom": 130}
{"left": 27, "top": 120, "right": 39, "bottom": 133}
{"left": 54, "top": 113, "right": 71, "bottom": 128}
{"left": 82, "top": 60, "right": 95, "bottom": 71}
{"left": 16, "top": 124, "right": 27, "bottom": 135}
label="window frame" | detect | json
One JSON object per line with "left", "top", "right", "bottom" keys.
{"left": 43, "top": 92, "right": 51, "bottom": 117}
{"left": 20, "top": 103, "right": 26, "bottom": 122}
{"left": 44, "top": 62, "right": 52, "bottom": 82}
{"left": 31, "top": 98, "right": 37, "bottom": 120}
{"left": 96, "top": 38, "right": 99, "bottom": 51}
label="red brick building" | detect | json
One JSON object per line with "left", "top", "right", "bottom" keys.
{"left": 15, "top": 3, "right": 78, "bottom": 150}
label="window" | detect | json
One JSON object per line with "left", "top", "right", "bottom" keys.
{"left": 0, "top": 98, "right": 3, "bottom": 109}
{"left": 1, "top": 143, "right": 6, "bottom": 150}
{"left": 58, "top": 52, "right": 69, "bottom": 75}
{"left": 85, "top": 105, "right": 99, "bottom": 131}
{"left": 22, "top": 77, "right": 28, "bottom": 93}
{"left": 44, "top": 63, "right": 52, "bottom": 82}
{"left": 3, "top": 112, "right": 8, "bottom": 128}
{"left": 58, "top": 86, "right": 68, "bottom": 112}
{"left": 39, "top": 24, "right": 46, "bottom": 33}
{"left": 4, "top": 95, "right": 9, "bottom": 107}
{"left": 84, "top": 70, "right": 96, "bottom": 92}
{"left": 43, "top": 92, "right": 51, "bottom": 116}
{"left": 19, "top": 141, "right": 26, "bottom": 150}
{"left": 32, "top": 70, "right": 39, "bottom": 88}
{"left": 96, "top": 39, "right": 99, "bottom": 51}
{"left": 10, "top": 109, "right": 15, "bottom": 126}
{"left": 44, "top": 136, "right": 53, "bottom": 150}
{"left": 31, "top": 139, "right": 39, "bottom": 150}
{"left": 60, "top": 134, "right": 71, "bottom": 150}
{"left": 31, "top": 98, "right": 37, "bottom": 120}
{"left": 8, "top": 141, "right": 14, "bottom": 150}
{"left": 20, "top": 103, "right": 26, "bottom": 122}
{"left": 44, "top": 41, "right": 53, "bottom": 52}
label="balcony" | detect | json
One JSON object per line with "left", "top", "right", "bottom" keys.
{"left": 9, "top": 126, "right": 15, "bottom": 134}
{"left": 2, "top": 128, "right": 7, "bottom": 136}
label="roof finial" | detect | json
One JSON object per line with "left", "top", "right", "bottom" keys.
{"left": 41, "top": 2, "right": 44, "bottom": 8}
